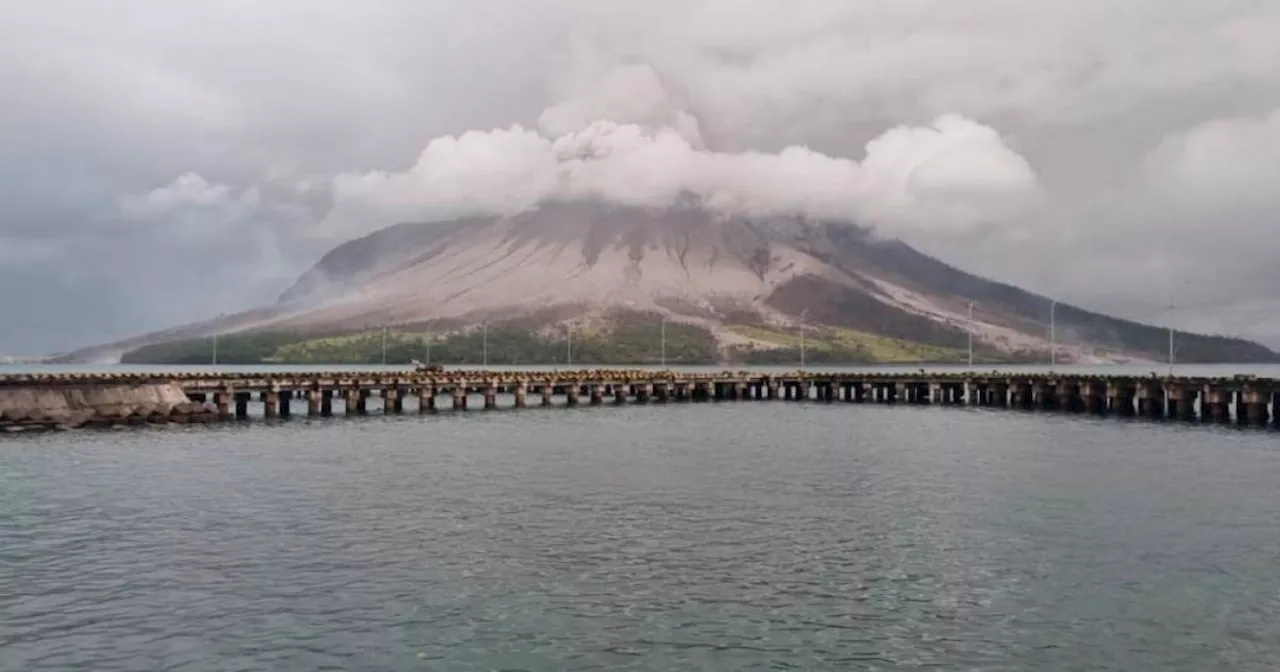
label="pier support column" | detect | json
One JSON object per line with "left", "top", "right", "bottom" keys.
{"left": 989, "top": 384, "right": 1008, "bottom": 408}
{"left": 232, "top": 392, "right": 250, "bottom": 420}
{"left": 357, "top": 389, "right": 370, "bottom": 415}
{"left": 1203, "top": 386, "right": 1231, "bottom": 424}
{"left": 418, "top": 386, "right": 435, "bottom": 413}
{"left": 796, "top": 381, "right": 809, "bottom": 401}
{"left": 639, "top": 382, "right": 655, "bottom": 404}
{"left": 384, "top": 387, "right": 400, "bottom": 414}
{"left": 1106, "top": 383, "right": 1135, "bottom": 416}
{"left": 766, "top": 381, "right": 779, "bottom": 400}
{"left": 1057, "top": 383, "right": 1080, "bottom": 413}
{"left": 566, "top": 382, "right": 580, "bottom": 407}
{"left": 308, "top": 387, "right": 322, "bottom": 417}
{"left": 675, "top": 383, "right": 690, "bottom": 402}
{"left": 540, "top": 384, "right": 554, "bottom": 407}
{"left": 1031, "top": 382, "right": 1050, "bottom": 409}
{"left": 321, "top": 390, "right": 333, "bottom": 416}
{"left": 513, "top": 383, "right": 528, "bottom": 409}
{"left": 733, "top": 382, "right": 746, "bottom": 402}
{"left": 1080, "top": 382, "right": 1103, "bottom": 414}
{"left": 1136, "top": 383, "right": 1163, "bottom": 419}
{"left": 213, "top": 389, "right": 232, "bottom": 420}
{"left": 614, "top": 383, "right": 628, "bottom": 405}
{"left": 344, "top": 389, "right": 359, "bottom": 416}
{"left": 452, "top": 386, "right": 467, "bottom": 411}
{"left": 1010, "top": 383, "right": 1030, "bottom": 409}
{"left": 655, "top": 383, "right": 670, "bottom": 403}
{"left": 484, "top": 382, "right": 498, "bottom": 410}
{"left": 914, "top": 383, "right": 931, "bottom": 404}
{"left": 1166, "top": 384, "right": 1195, "bottom": 421}
{"left": 264, "top": 387, "right": 279, "bottom": 419}
{"left": 1240, "top": 385, "right": 1270, "bottom": 427}
{"left": 1273, "top": 391, "right": 1280, "bottom": 429}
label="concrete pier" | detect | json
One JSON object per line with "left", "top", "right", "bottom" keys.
{"left": 4, "top": 369, "right": 1280, "bottom": 434}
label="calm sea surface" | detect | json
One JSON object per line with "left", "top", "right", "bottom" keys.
{"left": 3, "top": 401, "right": 1280, "bottom": 670}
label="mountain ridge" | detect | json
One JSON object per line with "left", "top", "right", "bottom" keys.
{"left": 59, "top": 200, "right": 1278, "bottom": 364}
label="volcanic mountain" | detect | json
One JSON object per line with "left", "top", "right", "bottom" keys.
{"left": 68, "top": 201, "right": 1277, "bottom": 363}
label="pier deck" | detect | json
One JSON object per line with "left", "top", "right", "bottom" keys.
{"left": 1, "top": 370, "right": 1278, "bottom": 432}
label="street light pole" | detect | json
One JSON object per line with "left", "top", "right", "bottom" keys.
{"left": 967, "top": 301, "right": 974, "bottom": 369}
{"left": 1049, "top": 300, "right": 1056, "bottom": 368}
{"left": 660, "top": 318, "right": 667, "bottom": 368}
{"left": 381, "top": 325, "right": 388, "bottom": 366}
{"left": 211, "top": 331, "right": 218, "bottom": 366}
{"left": 482, "top": 322, "right": 488, "bottom": 367}
{"left": 567, "top": 325, "right": 572, "bottom": 366}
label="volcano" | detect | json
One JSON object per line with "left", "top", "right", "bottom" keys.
{"left": 66, "top": 201, "right": 1277, "bottom": 364}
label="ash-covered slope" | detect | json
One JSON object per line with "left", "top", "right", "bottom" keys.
{"left": 62, "top": 200, "right": 1277, "bottom": 363}
{"left": 264, "top": 201, "right": 1273, "bottom": 363}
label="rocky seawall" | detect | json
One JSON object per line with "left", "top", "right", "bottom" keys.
{"left": 0, "top": 383, "right": 213, "bottom": 433}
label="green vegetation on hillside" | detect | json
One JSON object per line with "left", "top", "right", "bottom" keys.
{"left": 121, "top": 317, "right": 1027, "bottom": 367}
{"left": 122, "top": 315, "right": 721, "bottom": 366}
{"left": 727, "top": 325, "right": 1011, "bottom": 365}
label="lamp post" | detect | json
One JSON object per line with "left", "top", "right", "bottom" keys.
{"left": 799, "top": 310, "right": 808, "bottom": 370}
{"left": 1049, "top": 300, "right": 1057, "bottom": 368}
{"left": 967, "top": 301, "right": 974, "bottom": 369}
{"left": 210, "top": 313, "right": 226, "bottom": 366}
{"left": 660, "top": 317, "right": 667, "bottom": 368}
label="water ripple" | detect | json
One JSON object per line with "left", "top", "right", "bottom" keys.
{"left": 3, "top": 404, "right": 1280, "bottom": 670}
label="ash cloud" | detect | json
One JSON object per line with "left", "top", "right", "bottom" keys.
{"left": 4, "top": 0, "right": 1280, "bottom": 353}
{"left": 325, "top": 65, "right": 1041, "bottom": 240}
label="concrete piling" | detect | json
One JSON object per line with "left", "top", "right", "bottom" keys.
{"left": 565, "top": 382, "right": 579, "bottom": 407}
{"left": 8, "top": 369, "right": 1280, "bottom": 435}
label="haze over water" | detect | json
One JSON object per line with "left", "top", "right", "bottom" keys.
{"left": 3, "top": 399, "right": 1279, "bottom": 670}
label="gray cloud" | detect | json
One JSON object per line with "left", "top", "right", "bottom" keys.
{"left": 2, "top": 0, "right": 1279, "bottom": 354}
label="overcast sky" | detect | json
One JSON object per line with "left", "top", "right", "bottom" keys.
{"left": 3, "top": 0, "right": 1279, "bottom": 354}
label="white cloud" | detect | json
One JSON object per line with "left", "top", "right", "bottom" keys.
{"left": 1144, "top": 107, "right": 1280, "bottom": 213}
{"left": 325, "top": 105, "right": 1039, "bottom": 239}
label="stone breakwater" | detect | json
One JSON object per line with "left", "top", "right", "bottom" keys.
{"left": 0, "top": 383, "right": 216, "bottom": 432}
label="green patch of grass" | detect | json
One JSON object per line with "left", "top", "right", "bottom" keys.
{"left": 728, "top": 324, "right": 970, "bottom": 364}
{"left": 727, "top": 325, "right": 834, "bottom": 351}
{"left": 824, "top": 327, "right": 965, "bottom": 363}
